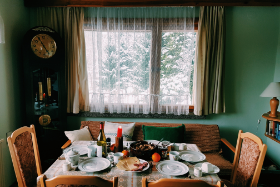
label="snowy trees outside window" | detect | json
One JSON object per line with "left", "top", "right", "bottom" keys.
{"left": 85, "top": 7, "right": 196, "bottom": 115}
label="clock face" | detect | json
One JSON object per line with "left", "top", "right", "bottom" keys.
{"left": 31, "top": 34, "right": 57, "bottom": 59}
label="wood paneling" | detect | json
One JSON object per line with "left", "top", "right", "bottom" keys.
{"left": 24, "top": 0, "right": 280, "bottom": 7}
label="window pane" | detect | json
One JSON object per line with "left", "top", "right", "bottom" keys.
{"left": 160, "top": 31, "right": 196, "bottom": 105}
{"left": 85, "top": 30, "right": 152, "bottom": 104}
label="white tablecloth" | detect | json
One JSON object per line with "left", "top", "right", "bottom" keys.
{"left": 38, "top": 141, "right": 221, "bottom": 187}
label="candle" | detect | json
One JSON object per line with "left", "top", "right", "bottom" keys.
{"left": 43, "top": 93, "right": 46, "bottom": 99}
{"left": 47, "top": 77, "right": 51, "bottom": 97}
{"left": 117, "top": 126, "right": 122, "bottom": 137}
{"left": 38, "top": 82, "right": 43, "bottom": 101}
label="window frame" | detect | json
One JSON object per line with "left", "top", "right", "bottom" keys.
{"left": 84, "top": 17, "right": 198, "bottom": 115}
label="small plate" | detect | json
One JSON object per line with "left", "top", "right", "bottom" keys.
{"left": 78, "top": 157, "right": 110, "bottom": 172}
{"left": 125, "top": 159, "right": 150, "bottom": 172}
{"left": 179, "top": 151, "right": 206, "bottom": 163}
{"left": 156, "top": 160, "right": 189, "bottom": 176}
{"left": 194, "top": 163, "right": 220, "bottom": 174}
{"left": 63, "top": 145, "right": 88, "bottom": 156}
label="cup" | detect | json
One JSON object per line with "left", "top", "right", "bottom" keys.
{"left": 97, "top": 145, "right": 103, "bottom": 157}
{"left": 63, "top": 161, "right": 71, "bottom": 172}
{"left": 179, "top": 143, "right": 187, "bottom": 150}
{"left": 87, "top": 145, "right": 97, "bottom": 157}
{"left": 169, "top": 151, "right": 180, "bottom": 161}
{"left": 202, "top": 162, "right": 213, "bottom": 173}
{"left": 194, "top": 167, "right": 202, "bottom": 177}
{"left": 172, "top": 143, "right": 180, "bottom": 151}
{"left": 113, "top": 152, "right": 123, "bottom": 164}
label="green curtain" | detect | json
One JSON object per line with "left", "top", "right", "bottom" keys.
{"left": 194, "top": 6, "right": 225, "bottom": 115}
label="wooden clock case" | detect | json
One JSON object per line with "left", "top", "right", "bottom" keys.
{"left": 22, "top": 26, "right": 67, "bottom": 170}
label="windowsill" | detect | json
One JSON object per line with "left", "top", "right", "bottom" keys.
{"left": 67, "top": 111, "right": 205, "bottom": 119}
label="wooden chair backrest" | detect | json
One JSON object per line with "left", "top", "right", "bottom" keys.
{"left": 142, "top": 178, "right": 223, "bottom": 187}
{"left": 230, "top": 130, "right": 267, "bottom": 187}
{"left": 39, "top": 175, "right": 118, "bottom": 187}
{"left": 7, "top": 125, "right": 42, "bottom": 187}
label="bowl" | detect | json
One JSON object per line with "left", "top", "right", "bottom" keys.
{"left": 130, "top": 140, "right": 158, "bottom": 160}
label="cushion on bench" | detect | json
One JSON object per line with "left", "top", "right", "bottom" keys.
{"left": 81, "top": 121, "right": 221, "bottom": 153}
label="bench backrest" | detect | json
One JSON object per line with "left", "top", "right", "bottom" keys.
{"left": 80, "top": 121, "right": 221, "bottom": 153}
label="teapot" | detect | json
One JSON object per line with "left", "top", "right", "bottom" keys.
{"left": 65, "top": 148, "right": 80, "bottom": 165}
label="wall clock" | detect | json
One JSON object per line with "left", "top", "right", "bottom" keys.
{"left": 23, "top": 26, "right": 62, "bottom": 64}
{"left": 31, "top": 33, "right": 57, "bottom": 58}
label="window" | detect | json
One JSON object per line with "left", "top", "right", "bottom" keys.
{"left": 84, "top": 8, "right": 197, "bottom": 115}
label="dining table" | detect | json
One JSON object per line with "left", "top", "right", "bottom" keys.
{"left": 37, "top": 140, "right": 222, "bottom": 187}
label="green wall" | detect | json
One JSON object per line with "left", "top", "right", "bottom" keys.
{"left": 67, "top": 7, "right": 280, "bottom": 165}
{"left": 275, "top": 22, "right": 280, "bottom": 82}
{"left": 0, "top": 0, "right": 29, "bottom": 186}
{"left": 1, "top": 5, "right": 280, "bottom": 186}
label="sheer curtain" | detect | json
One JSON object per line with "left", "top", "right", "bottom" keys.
{"left": 35, "top": 7, "right": 89, "bottom": 113}
{"left": 194, "top": 6, "right": 225, "bottom": 116}
{"left": 85, "top": 7, "right": 196, "bottom": 115}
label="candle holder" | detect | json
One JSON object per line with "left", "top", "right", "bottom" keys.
{"left": 115, "top": 136, "right": 123, "bottom": 152}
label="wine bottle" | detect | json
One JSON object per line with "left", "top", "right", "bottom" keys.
{"left": 97, "top": 122, "right": 107, "bottom": 157}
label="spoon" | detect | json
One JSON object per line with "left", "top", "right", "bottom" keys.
{"left": 156, "top": 138, "right": 164, "bottom": 146}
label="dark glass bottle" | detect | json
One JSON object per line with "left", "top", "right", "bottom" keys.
{"left": 97, "top": 122, "right": 107, "bottom": 157}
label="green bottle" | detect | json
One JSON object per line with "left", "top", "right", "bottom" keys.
{"left": 97, "top": 122, "right": 107, "bottom": 157}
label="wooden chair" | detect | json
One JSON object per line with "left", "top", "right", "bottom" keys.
{"left": 223, "top": 130, "right": 267, "bottom": 187}
{"left": 7, "top": 125, "right": 42, "bottom": 187}
{"left": 142, "top": 178, "right": 223, "bottom": 187}
{"left": 39, "top": 174, "right": 118, "bottom": 187}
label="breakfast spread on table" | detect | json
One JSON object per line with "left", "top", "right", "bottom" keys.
{"left": 61, "top": 122, "right": 218, "bottom": 176}
{"left": 61, "top": 138, "right": 220, "bottom": 177}
{"left": 40, "top": 141, "right": 222, "bottom": 187}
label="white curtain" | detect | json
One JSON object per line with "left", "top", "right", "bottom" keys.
{"left": 85, "top": 7, "right": 196, "bottom": 115}
{"left": 194, "top": 6, "right": 225, "bottom": 115}
{"left": 35, "top": 8, "right": 89, "bottom": 113}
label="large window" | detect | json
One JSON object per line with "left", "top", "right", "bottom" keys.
{"left": 85, "top": 8, "right": 196, "bottom": 115}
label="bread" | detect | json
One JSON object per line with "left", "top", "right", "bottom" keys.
{"left": 116, "top": 157, "right": 140, "bottom": 171}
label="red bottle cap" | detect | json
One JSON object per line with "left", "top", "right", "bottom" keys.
{"left": 100, "top": 122, "right": 104, "bottom": 129}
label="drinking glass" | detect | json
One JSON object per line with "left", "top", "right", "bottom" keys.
{"left": 162, "top": 141, "right": 170, "bottom": 148}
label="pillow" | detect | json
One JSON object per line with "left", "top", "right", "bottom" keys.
{"left": 142, "top": 124, "right": 185, "bottom": 143}
{"left": 104, "top": 121, "right": 135, "bottom": 141}
{"left": 65, "top": 126, "right": 93, "bottom": 142}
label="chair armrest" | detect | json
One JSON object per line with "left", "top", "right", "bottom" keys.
{"left": 221, "top": 138, "right": 235, "bottom": 153}
{"left": 61, "top": 140, "right": 71, "bottom": 149}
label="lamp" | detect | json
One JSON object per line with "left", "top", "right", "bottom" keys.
{"left": 260, "top": 82, "right": 280, "bottom": 117}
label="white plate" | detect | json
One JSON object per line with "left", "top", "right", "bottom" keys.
{"left": 156, "top": 161, "right": 189, "bottom": 176}
{"left": 124, "top": 159, "right": 150, "bottom": 172}
{"left": 78, "top": 157, "right": 111, "bottom": 172}
{"left": 194, "top": 163, "right": 220, "bottom": 174}
{"left": 63, "top": 145, "right": 88, "bottom": 156}
{"left": 179, "top": 151, "right": 206, "bottom": 163}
